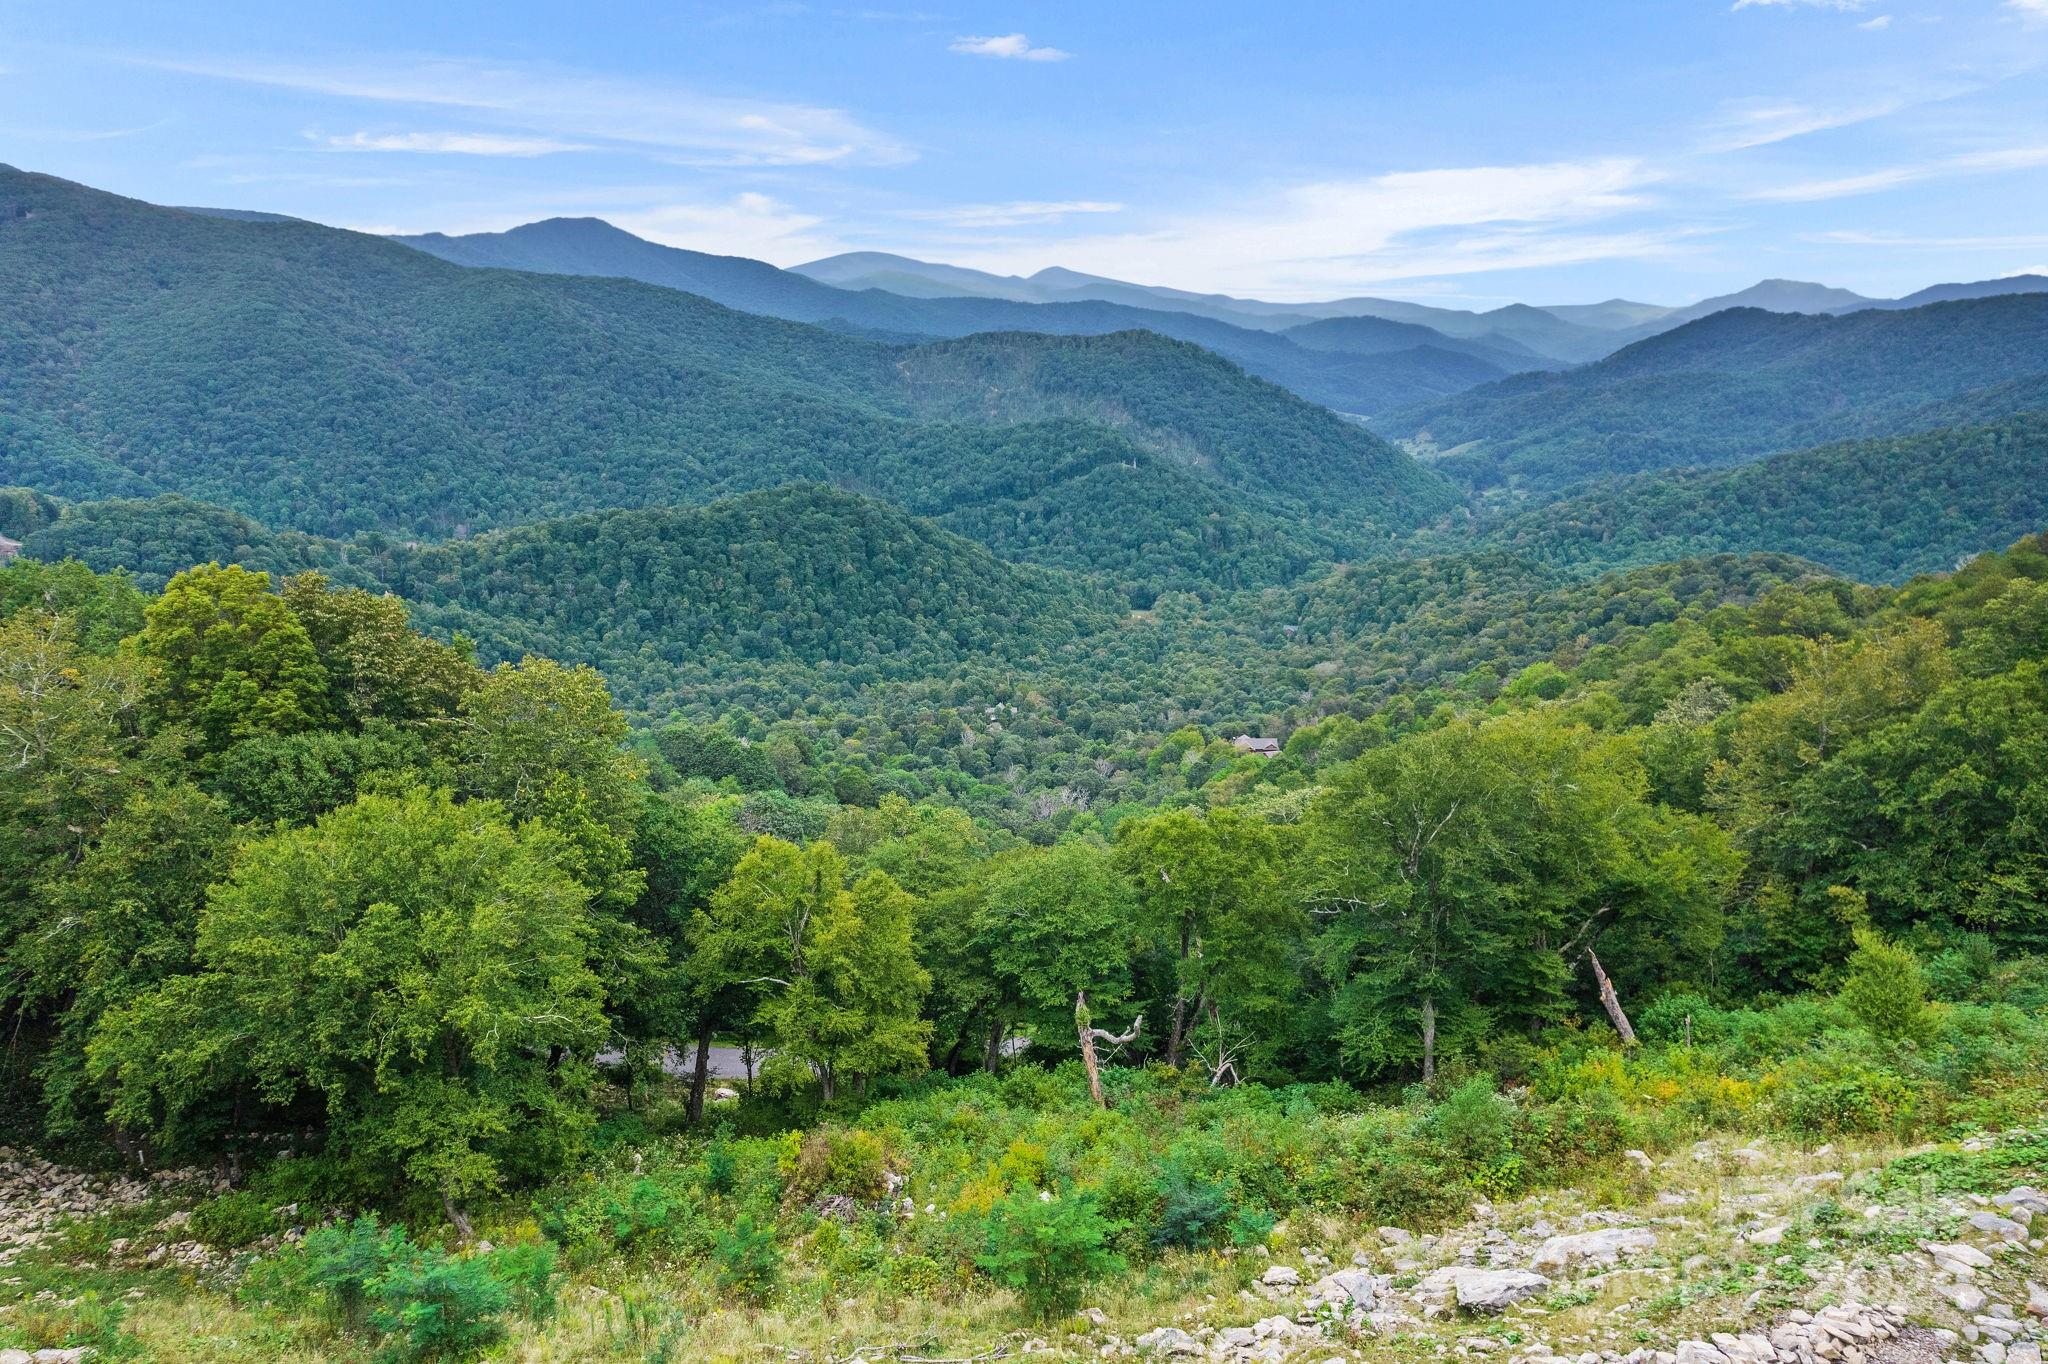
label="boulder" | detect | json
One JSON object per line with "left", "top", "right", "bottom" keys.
{"left": 1260, "top": 1263, "right": 1301, "bottom": 1287}
{"left": 1135, "top": 1326, "right": 1201, "bottom": 1356}
{"left": 1308, "top": 1267, "right": 1381, "bottom": 1310}
{"left": 1422, "top": 1265, "right": 1551, "bottom": 1312}
{"left": 1532, "top": 1227, "right": 1656, "bottom": 1273}
{"left": 1970, "top": 1211, "right": 2029, "bottom": 1242}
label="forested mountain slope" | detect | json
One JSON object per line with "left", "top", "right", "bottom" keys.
{"left": 1467, "top": 416, "right": 2048, "bottom": 583}
{"left": 6, "top": 480, "right": 1822, "bottom": 819}
{"left": 0, "top": 166, "right": 1453, "bottom": 591}
{"left": 395, "top": 216, "right": 1530, "bottom": 414}
{"left": 1380, "top": 296, "right": 2048, "bottom": 492}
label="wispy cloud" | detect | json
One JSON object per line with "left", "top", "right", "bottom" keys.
{"left": 606, "top": 192, "right": 850, "bottom": 262}
{"left": 0, "top": 118, "right": 171, "bottom": 143}
{"left": 1698, "top": 93, "right": 1918, "bottom": 152}
{"left": 948, "top": 33, "right": 1070, "bottom": 61}
{"left": 132, "top": 52, "right": 913, "bottom": 167}
{"left": 931, "top": 158, "right": 1676, "bottom": 298}
{"left": 1858, "top": 14, "right": 1893, "bottom": 28}
{"left": 900, "top": 199, "right": 1121, "bottom": 228}
{"left": 1751, "top": 143, "right": 2048, "bottom": 200}
{"left": 2012, "top": 0, "right": 2048, "bottom": 22}
{"left": 321, "top": 130, "right": 591, "bottom": 156}
{"left": 1806, "top": 229, "right": 2048, "bottom": 250}
{"left": 1732, "top": 0, "right": 1868, "bottom": 10}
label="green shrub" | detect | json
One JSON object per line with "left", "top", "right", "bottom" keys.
{"left": 1424, "top": 1076, "right": 1517, "bottom": 1173}
{"left": 976, "top": 1191, "right": 1125, "bottom": 1321}
{"left": 787, "top": 1128, "right": 891, "bottom": 1202}
{"left": 303, "top": 1215, "right": 412, "bottom": 1333}
{"left": 189, "top": 1189, "right": 279, "bottom": 1249}
{"left": 713, "top": 1212, "right": 782, "bottom": 1303}
{"left": 1842, "top": 929, "right": 1935, "bottom": 1044}
{"left": 480, "top": 1242, "right": 560, "bottom": 1321}
{"left": 1151, "top": 1166, "right": 1231, "bottom": 1250}
{"left": 371, "top": 1251, "right": 510, "bottom": 1362}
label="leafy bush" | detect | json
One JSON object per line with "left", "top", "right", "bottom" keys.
{"left": 1842, "top": 929, "right": 1935, "bottom": 1044}
{"left": 976, "top": 1191, "right": 1125, "bottom": 1320}
{"left": 786, "top": 1128, "right": 891, "bottom": 1202}
{"left": 189, "top": 1189, "right": 279, "bottom": 1249}
{"left": 1151, "top": 1166, "right": 1232, "bottom": 1250}
{"left": 371, "top": 1251, "right": 510, "bottom": 1362}
{"left": 713, "top": 1212, "right": 782, "bottom": 1303}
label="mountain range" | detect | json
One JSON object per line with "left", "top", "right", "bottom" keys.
{"left": 5, "top": 159, "right": 2047, "bottom": 641}
{"left": 0, "top": 164, "right": 1453, "bottom": 599}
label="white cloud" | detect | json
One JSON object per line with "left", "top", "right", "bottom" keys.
{"left": 949, "top": 33, "right": 1071, "bottom": 61}
{"left": 606, "top": 191, "right": 849, "bottom": 263}
{"left": 1807, "top": 230, "right": 2048, "bottom": 249}
{"left": 899, "top": 199, "right": 1122, "bottom": 228}
{"left": 1732, "top": 0, "right": 1868, "bottom": 10}
{"left": 1752, "top": 143, "right": 2048, "bottom": 200}
{"left": 1858, "top": 14, "right": 1893, "bottom": 28}
{"left": 134, "top": 52, "right": 913, "bottom": 167}
{"left": 321, "top": 130, "right": 591, "bottom": 156}
{"left": 1699, "top": 93, "right": 1920, "bottom": 152}
{"left": 2011, "top": 0, "right": 2048, "bottom": 21}
{"left": 923, "top": 158, "right": 1676, "bottom": 299}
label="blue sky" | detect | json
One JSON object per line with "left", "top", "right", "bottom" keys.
{"left": 4, "top": 0, "right": 2047, "bottom": 305}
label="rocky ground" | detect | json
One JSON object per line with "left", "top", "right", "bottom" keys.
{"left": 1096, "top": 1132, "right": 2048, "bottom": 1364}
{"left": 3, "top": 1131, "right": 2047, "bottom": 1363}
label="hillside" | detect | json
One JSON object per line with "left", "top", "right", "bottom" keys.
{"left": 396, "top": 218, "right": 1536, "bottom": 414}
{"left": 0, "top": 166, "right": 1453, "bottom": 592}
{"left": 369, "top": 484, "right": 1119, "bottom": 682}
{"left": 1380, "top": 295, "right": 2048, "bottom": 492}
{"left": 1469, "top": 415, "right": 2048, "bottom": 582}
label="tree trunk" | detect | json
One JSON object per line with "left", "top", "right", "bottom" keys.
{"left": 1075, "top": 992, "right": 1141, "bottom": 1108}
{"left": 1420, "top": 994, "right": 1437, "bottom": 1084}
{"left": 1584, "top": 947, "right": 1638, "bottom": 1046}
{"left": 444, "top": 1195, "right": 474, "bottom": 1240}
{"left": 1077, "top": 992, "right": 1105, "bottom": 1107}
{"left": 686, "top": 1015, "right": 714, "bottom": 1123}
{"left": 1167, "top": 918, "right": 1191, "bottom": 1068}
{"left": 984, "top": 1017, "right": 1006, "bottom": 1073}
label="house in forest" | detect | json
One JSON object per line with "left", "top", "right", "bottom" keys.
{"left": 1232, "top": 735, "right": 1281, "bottom": 757}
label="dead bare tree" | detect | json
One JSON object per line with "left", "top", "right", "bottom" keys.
{"left": 1191, "top": 1000, "right": 1247, "bottom": 1088}
{"left": 1074, "top": 991, "right": 1141, "bottom": 1107}
{"left": 1561, "top": 907, "right": 1637, "bottom": 1046}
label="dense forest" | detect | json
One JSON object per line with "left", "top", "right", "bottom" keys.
{"left": 6, "top": 529, "right": 2048, "bottom": 1357}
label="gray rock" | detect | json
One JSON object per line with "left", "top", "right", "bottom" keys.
{"left": 1135, "top": 1326, "right": 1201, "bottom": 1356}
{"left": 1532, "top": 1227, "right": 1656, "bottom": 1273}
{"left": 1422, "top": 1265, "right": 1552, "bottom": 1312}
{"left": 1971, "top": 1212, "right": 2030, "bottom": 1242}
{"left": 1260, "top": 1263, "right": 1301, "bottom": 1287}
{"left": 1309, "top": 1267, "right": 1380, "bottom": 1310}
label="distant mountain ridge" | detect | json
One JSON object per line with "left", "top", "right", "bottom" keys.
{"left": 1376, "top": 295, "right": 2048, "bottom": 493}
{"left": 393, "top": 217, "right": 1540, "bottom": 414}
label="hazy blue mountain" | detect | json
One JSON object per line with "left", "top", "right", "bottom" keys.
{"left": 1876, "top": 274, "right": 2048, "bottom": 310}
{"left": 396, "top": 218, "right": 1538, "bottom": 413}
{"left": 1651, "top": 279, "right": 1874, "bottom": 329}
{"left": 1280, "top": 314, "right": 1558, "bottom": 372}
{"left": 1377, "top": 295, "right": 2048, "bottom": 493}
{"left": 1535, "top": 298, "right": 1677, "bottom": 329}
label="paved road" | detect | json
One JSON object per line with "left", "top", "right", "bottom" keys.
{"left": 596, "top": 1044, "right": 763, "bottom": 1082}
